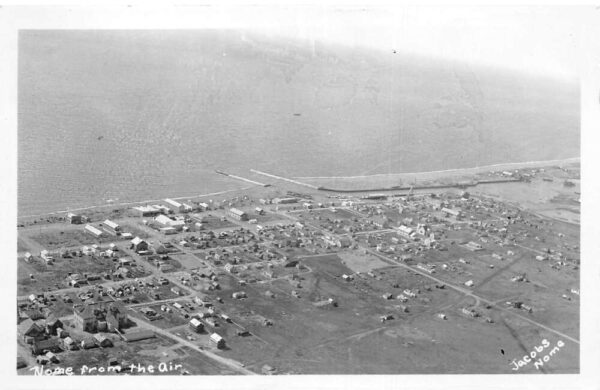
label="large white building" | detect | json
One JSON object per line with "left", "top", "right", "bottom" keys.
{"left": 227, "top": 208, "right": 248, "bottom": 221}
{"left": 155, "top": 214, "right": 185, "bottom": 231}
{"left": 102, "top": 219, "right": 121, "bottom": 235}
{"left": 164, "top": 198, "right": 184, "bottom": 213}
{"left": 84, "top": 224, "right": 104, "bottom": 238}
{"left": 133, "top": 205, "right": 161, "bottom": 217}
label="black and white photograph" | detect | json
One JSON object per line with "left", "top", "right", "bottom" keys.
{"left": 1, "top": 2, "right": 599, "bottom": 389}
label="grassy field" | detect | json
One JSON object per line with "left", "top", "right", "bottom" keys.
{"left": 176, "top": 252, "right": 573, "bottom": 374}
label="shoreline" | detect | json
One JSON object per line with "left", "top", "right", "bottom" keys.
{"left": 17, "top": 157, "right": 580, "bottom": 221}
{"left": 293, "top": 157, "right": 580, "bottom": 180}
{"left": 17, "top": 185, "right": 256, "bottom": 220}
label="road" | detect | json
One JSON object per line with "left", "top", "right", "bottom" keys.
{"left": 131, "top": 316, "right": 256, "bottom": 375}
{"left": 278, "top": 204, "right": 580, "bottom": 346}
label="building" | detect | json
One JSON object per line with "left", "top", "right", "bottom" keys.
{"left": 159, "top": 227, "right": 177, "bottom": 235}
{"left": 441, "top": 207, "right": 461, "bottom": 218}
{"left": 371, "top": 216, "right": 390, "bottom": 229}
{"left": 323, "top": 235, "right": 352, "bottom": 248}
{"left": 417, "top": 263, "right": 435, "bottom": 274}
{"left": 94, "top": 334, "right": 113, "bottom": 347}
{"left": 232, "top": 291, "right": 247, "bottom": 299}
{"left": 362, "top": 193, "right": 387, "bottom": 200}
{"left": 73, "top": 302, "right": 128, "bottom": 333}
{"left": 18, "top": 319, "right": 45, "bottom": 344}
{"left": 31, "top": 339, "right": 61, "bottom": 355}
{"left": 189, "top": 318, "right": 204, "bottom": 333}
{"left": 130, "top": 237, "right": 149, "bottom": 253}
{"left": 133, "top": 205, "right": 161, "bottom": 217}
{"left": 272, "top": 197, "right": 298, "bottom": 204}
{"left": 227, "top": 208, "right": 248, "bottom": 221}
{"left": 164, "top": 198, "right": 184, "bottom": 213}
{"left": 81, "top": 338, "right": 97, "bottom": 350}
{"left": 121, "top": 330, "right": 155, "bottom": 342}
{"left": 461, "top": 307, "right": 479, "bottom": 317}
{"left": 40, "top": 250, "right": 54, "bottom": 264}
{"left": 210, "top": 333, "right": 225, "bottom": 349}
{"left": 396, "top": 225, "right": 416, "bottom": 240}
{"left": 155, "top": 214, "right": 185, "bottom": 231}
{"left": 416, "top": 224, "right": 429, "bottom": 236}
{"left": 84, "top": 224, "right": 104, "bottom": 238}
{"left": 45, "top": 316, "right": 63, "bottom": 336}
{"left": 67, "top": 212, "right": 83, "bottom": 224}
{"left": 155, "top": 214, "right": 174, "bottom": 226}
{"left": 62, "top": 337, "right": 78, "bottom": 351}
{"left": 464, "top": 241, "right": 483, "bottom": 251}
{"left": 102, "top": 219, "right": 121, "bottom": 235}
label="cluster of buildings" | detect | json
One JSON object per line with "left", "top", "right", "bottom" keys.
{"left": 73, "top": 301, "right": 129, "bottom": 333}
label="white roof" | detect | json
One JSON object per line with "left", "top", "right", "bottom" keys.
{"left": 155, "top": 214, "right": 174, "bottom": 225}
{"left": 84, "top": 224, "right": 103, "bottom": 235}
{"left": 159, "top": 227, "right": 176, "bottom": 231}
{"left": 210, "top": 333, "right": 223, "bottom": 342}
{"left": 229, "top": 208, "right": 246, "bottom": 216}
{"left": 165, "top": 198, "right": 182, "bottom": 208}
{"left": 103, "top": 219, "right": 120, "bottom": 229}
{"left": 134, "top": 205, "right": 159, "bottom": 212}
{"left": 397, "top": 225, "right": 414, "bottom": 234}
{"left": 131, "top": 237, "right": 145, "bottom": 245}
{"left": 190, "top": 318, "right": 202, "bottom": 327}
{"left": 442, "top": 207, "right": 460, "bottom": 215}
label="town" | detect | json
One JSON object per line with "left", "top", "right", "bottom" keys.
{"left": 16, "top": 163, "right": 580, "bottom": 375}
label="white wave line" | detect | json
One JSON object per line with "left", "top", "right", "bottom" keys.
{"left": 293, "top": 157, "right": 580, "bottom": 180}
{"left": 18, "top": 186, "right": 255, "bottom": 219}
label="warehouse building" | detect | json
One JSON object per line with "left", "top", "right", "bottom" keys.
{"left": 155, "top": 214, "right": 185, "bottom": 231}
{"left": 164, "top": 198, "right": 184, "bottom": 213}
{"left": 102, "top": 219, "right": 121, "bottom": 235}
{"left": 210, "top": 333, "right": 225, "bottom": 349}
{"left": 133, "top": 205, "right": 161, "bottom": 217}
{"left": 441, "top": 207, "right": 461, "bottom": 218}
{"left": 67, "top": 212, "right": 83, "bottom": 224}
{"left": 227, "top": 208, "right": 248, "bottom": 221}
{"left": 273, "top": 197, "right": 298, "bottom": 204}
{"left": 84, "top": 224, "right": 104, "bottom": 238}
{"left": 189, "top": 318, "right": 204, "bottom": 333}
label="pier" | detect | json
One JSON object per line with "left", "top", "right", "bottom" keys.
{"left": 250, "top": 169, "right": 319, "bottom": 189}
{"left": 215, "top": 170, "right": 269, "bottom": 187}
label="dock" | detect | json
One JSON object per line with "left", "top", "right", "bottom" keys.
{"left": 250, "top": 169, "right": 319, "bottom": 189}
{"left": 215, "top": 170, "right": 269, "bottom": 187}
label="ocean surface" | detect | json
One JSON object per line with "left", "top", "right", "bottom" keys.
{"left": 18, "top": 30, "right": 580, "bottom": 216}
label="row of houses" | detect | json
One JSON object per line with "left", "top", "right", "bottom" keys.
{"left": 133, "top": 198, "right": 200, "bottom": 217}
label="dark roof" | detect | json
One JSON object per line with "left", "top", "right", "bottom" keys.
{"left": 74, "top": 304, "right": 96, "bottom": 320}
{"left": 32, "top": 338, "right": 60, "bottom": 353}
{"left": 18, "top": 319, "right": 44, "bottom": 336}
{"left": 45, "top": 316, "right": 62, "bottom": 327}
